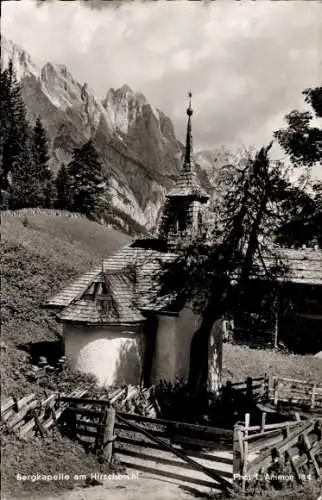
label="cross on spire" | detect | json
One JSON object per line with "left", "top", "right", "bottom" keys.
{"left": 187, "top": 91, "right": 193, "bottom": 116}
{"left": 185, "top": 91, "right": 193, "bottom": 165}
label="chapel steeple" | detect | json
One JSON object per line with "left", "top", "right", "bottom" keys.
{"left": 184, "top": 92, "right": 193, "bottom": 165}
{"left": 158, "top": 93, "right": 209, "bottom": 247}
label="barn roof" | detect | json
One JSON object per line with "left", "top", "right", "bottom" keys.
{"left": 274, "top": 247, "right": 322, "bottom": 286}
{"left": 46, "top": 241, "right": 177, "bottom": 325}
{"left": 255, "top": 247, "right": 322, "bottom": 286}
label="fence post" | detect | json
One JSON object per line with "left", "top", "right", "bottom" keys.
{"left": 261, "top": 411, "right": 266, "bottom": 432}
{"left": 241, "top": 413, "right": 250, "bottom": 492}
{"left": 263, "top": 373, "right": 269, "bottom": 401}
{"left": 246, "top": 377, "right": 253, "bottom": 408}
{"left": 233, "top": 423, "right": 242, "bottom": 482}
{"left": 100, "top": 407, "right": 116, "bottom": 463}
{"left": 274, "top": 312, "right": 279, "bottom": 348}
{"left": 273, "top": 376, "right": 279, "bottom": 407}
{"left": 71, "top": 407, "right": 77, "bottom": 438}
{"left": 310, "top": 383, "right": 316, "bottom": 409}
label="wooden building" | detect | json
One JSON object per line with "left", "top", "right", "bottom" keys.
{"left": 231, "top": 248, "right": 322, "bottom": 353}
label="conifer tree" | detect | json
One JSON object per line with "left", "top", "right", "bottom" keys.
{"left": 55, "top": 164, "right": 71, "bottom": 210}
{"left": 5, "top": 61, "right": 38, "bottom": 208}
{"left": 158, "top": 144, "right": 288, "bottom": 399}
{"left": 66, "top": 140, "right": 107, "bottom": 217}
{"left": 0, "top": 60, "right": 37, "bottom": 208}
{"left": 32, "top": 117, "right": 55, "bottom": 207}
{"left": 0, "top": 64, "right": 12, "bottom": 192}
{"left": 0, "top": 60, "right": 55, "bottom": 208}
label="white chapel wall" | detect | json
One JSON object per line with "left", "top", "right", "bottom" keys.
{"left": 152, "top": 306, "right": 223, "bottom": 391}
{"left": 63, "top": 323, "right": 145, "bottom": 387}
{"left": 174, "top": 305, "right": 200, "bottom": 381}
{"left": 151, "top": 315, "right": 177, "bottom": 383}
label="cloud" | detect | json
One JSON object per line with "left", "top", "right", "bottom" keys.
{"left": 2, "top": 0, "right": 322, "bottom": 152}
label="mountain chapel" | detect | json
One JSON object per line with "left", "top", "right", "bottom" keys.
{"left": 46, "top": 96, "right": 223, "bottom": 392}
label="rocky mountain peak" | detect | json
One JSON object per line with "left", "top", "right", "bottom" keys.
{"left": 134, "top": 92, "right": 148, "bottom": 106}
{"left": 119, "top": 83, "right": 133, "bottom": 95}
{"left": 40, "top": 62, "right": 82, "bottom": 110}
{"left": 1, "top": 36, "right": 40, "bottom": 80}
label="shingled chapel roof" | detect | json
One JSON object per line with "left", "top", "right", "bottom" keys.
{"left": 46, "top": 242, "right": 177, "bottom": 324}
{"left": 166, "top": 169, "right": 209, "bottom": 200}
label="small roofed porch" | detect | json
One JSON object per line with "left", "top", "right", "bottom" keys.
{"left": 142, "top": 306, "right": 223, "bottom": 393}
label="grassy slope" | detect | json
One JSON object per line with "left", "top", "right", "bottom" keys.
{"left": 1, "top": 213, "right": 130, "bottom": 396}
{"left": 1, "top": 211, "right": 321, "bottom": 497}
{"left": 1, "top": 213, "right": 130, "bottom": 496}
{"left": 222, "top": 343, "right": 322, "bottom": 384}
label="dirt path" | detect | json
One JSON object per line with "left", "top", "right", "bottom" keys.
{"left": 8, "top": 474, "right": 215, "bottom": 500}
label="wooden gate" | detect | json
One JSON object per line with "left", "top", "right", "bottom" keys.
{"left": 114, "top": 412, "right": 234, "bottom": 493}
{"left": 61, "top": 393, "right": 234, "bottom": 494}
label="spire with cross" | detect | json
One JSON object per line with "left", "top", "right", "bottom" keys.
{"left": 157, "top": 93, "right": 209, "bottom": 247}
{"left": 184, "top": 91, "right": 194, "bottom": 166}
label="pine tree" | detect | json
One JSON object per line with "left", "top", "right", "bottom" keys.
{"left": 274, "top": 85, "right": 322, "bottom": 246}
{"left": 32, "top": 117, "right": 55, "bottom": 207}
{"left": 55, "top": 164, "right": 71, "bottom": 210}
{"left": 0, "top": 63, "right": 12, "bottom": 207}
{"left": 0, "top": 60, "right": 20, "bottom": 194}
{"left": 158, "top": 144, "right": 289, "bottom": 398}
{"left": 66, "top": 140, "right": 107, "bottom": 217}
{"left": 0, "top": 63, "right": 12, "bottom": 192}
{"left": 0, "top": 59, "right": 40, "bottom": 208}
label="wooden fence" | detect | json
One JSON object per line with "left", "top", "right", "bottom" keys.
{"left": 0, "top": 389, "right": 87, "bottom": 438}
{"left": 1, "top": 208, "right": 86, "bottom": 219}
{"left": 2, "top": 375, "right": 321, "bottom": 493}
{"left": 267, "top": 376, "right": 322, "bottom": 411}
{"left": 114, "top": 412, "right": 233, "bottom": 492}
{"left": 234, "top": 412, "right": 322, "bottom": 489}
{"left": 220, "top": 374, "right": 322, "bottom": 414}
{"left": 0, "top": 385, "right": 154, "bottom": 441}
{"left": 220, "top": 376, "right": 266, "bottom": 404}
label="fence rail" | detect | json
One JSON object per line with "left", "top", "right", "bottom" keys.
{"left": 220, "top": 374, "right": 322, "bottom": 413}
{"left": 1, "top": 208, "right": 86, "bottom": 219}
{"left": 0, "top": 389, "right": 87, "bottom": 438}
{"left": 268, "top": 375, "right": 322, "bottom": 409}
{"left": 234, "top": 412, "right": 322, "bottom": 490}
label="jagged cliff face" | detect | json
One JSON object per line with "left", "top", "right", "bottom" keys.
{"left": 2, "top": 37, "right": 184, "bottom": 233}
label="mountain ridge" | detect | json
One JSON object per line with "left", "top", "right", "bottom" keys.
{"left": 2, "top": 36, "right": 191, "bottom": 233}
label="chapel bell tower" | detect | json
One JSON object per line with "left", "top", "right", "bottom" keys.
{"left": 158, "top": 93, "right": 209, "bottom": 248}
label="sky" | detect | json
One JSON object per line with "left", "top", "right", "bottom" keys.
{"left": 2, "top": 0, "right": 322, "bottom": 155}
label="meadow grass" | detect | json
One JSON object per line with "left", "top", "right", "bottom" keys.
{"left": 222, "top": 343, "right": 322, "bottom": 385}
